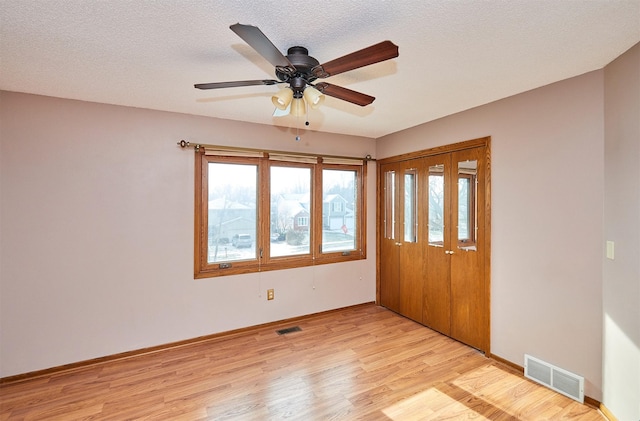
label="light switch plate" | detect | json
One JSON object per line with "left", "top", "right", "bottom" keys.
{"left": 606, "top": 241, "right": 615, "bottom": 260}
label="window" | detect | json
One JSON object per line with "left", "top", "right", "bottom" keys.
{"left": 206, "top": 161, "right": 257, "bottom": 264}
{"left": 322, "top": 168, "right": 358, "bottom": 253}
{"left": 428, "top": 165, "right": 445, "bottom": 246}
{"left": 404, "top": 169, "right": 417, "bottom": 243}
{"left": 384, "top": 170, "right": 396, "bottom": 240}
{"left": 194, "top": 151, "right": 366, "bottom": 278}
{"left": 457, "top": 160, "right": 477, "bottom": 249}
{"left": 270, "top": 164, "right": 311, "bottom": 258}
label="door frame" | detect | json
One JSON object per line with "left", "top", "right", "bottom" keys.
{"left": 376, "top": 136, "right": 491, "bottom": 354}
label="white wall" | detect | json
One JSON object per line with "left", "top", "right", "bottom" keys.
{"left": 603, "top": 43, "right": 640, "bottom": 420}
{"left": 377, "top": 70, "right": 605, "bottom": 400}
{"left": 0, "top": 92, "right": 377, "bottom": 377}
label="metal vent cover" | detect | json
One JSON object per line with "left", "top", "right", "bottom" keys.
{"left": 276, "top": 326, "right": 302, "bottom": 335}
{"left": 524, "top": 354, "right": 584, "bottom": 403}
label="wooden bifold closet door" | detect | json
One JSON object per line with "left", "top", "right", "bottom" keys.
{"left": 379, "top": 159, "right": 425, "bottom": 323}
{"left": 378, "top": 138, "right": 490, "bottom": 354}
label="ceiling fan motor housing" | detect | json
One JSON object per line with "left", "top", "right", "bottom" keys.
{"left": 275, "top": 46, "right": 320, "bottom": 94}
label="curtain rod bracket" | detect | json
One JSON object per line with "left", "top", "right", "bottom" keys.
{"left": 178, "top": 140, "right": 203, "bottom": 152}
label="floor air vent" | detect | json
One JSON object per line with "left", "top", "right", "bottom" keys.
{"left": 524, "top": 354, "right": 584, "bottom": 403}
{"left": 276, "top": 326, "right": 301, "bottom": 335}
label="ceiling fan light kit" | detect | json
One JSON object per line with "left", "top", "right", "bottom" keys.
{"left": 290, "top": 98, "right": 306, "bottom": 117}
{"left": 272, "top": 87, "right": 293, "bottom": 110}
{"left": 195, "top": 23, "right": 399, "bottom": 121}
{"left": 303, "top": 86, "right": 324, "bottom": 109}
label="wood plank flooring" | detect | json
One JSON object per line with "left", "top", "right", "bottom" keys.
{"left": 0, "top": 304, "right": 604, "bottom": 420}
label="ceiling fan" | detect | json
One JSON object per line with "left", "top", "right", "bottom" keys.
{"left": 195, "top": 23, "right": 399, "bottom": 116}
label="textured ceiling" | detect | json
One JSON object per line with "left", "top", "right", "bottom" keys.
{"left": 1, "top": 1, "right": 638, "bottom": 138}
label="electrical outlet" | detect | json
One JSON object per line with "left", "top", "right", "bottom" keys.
{"left": 267, "top": 289, "right": 274, "bottom": 300}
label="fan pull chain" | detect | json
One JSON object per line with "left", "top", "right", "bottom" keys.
{"left": 305, "top": 102, "right": 310, "bottom": 127}
{"left": 295, "top": 100, "right": 309, "bottom": 142}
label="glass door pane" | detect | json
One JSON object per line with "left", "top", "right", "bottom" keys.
{"left": 428, "top": 164, "right": 445, "bottom": 246}
{"left": 384, "top": 170, "right": 396, "bottom": 240}
{"left": 457, "top": 159, "right": 477, "bottom": 250}
{"left": 404, "top": 169, "right": 417, "bottom": 243}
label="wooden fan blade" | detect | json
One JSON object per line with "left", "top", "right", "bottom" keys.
{"left": 194, "top": 80, "right": 279, "bottom": 89}
{"left": 313, "top": 40, "right": 398, "bottom": 78}
{"left": 230, "top": 23, "right": 294, "bottom": 72}
{"left": 315, "top": 82, "right": 375, "bottom": 106}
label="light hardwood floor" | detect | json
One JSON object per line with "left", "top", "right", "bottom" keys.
{"left": 0, "top": 304, "right": 604, "bottom": 420}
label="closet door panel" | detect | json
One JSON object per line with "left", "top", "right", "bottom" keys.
{"left": 423, "top": 155, "right": 451, "bottom": 334}
{"left": 398, "top": 164, "right": 424, "bottom": 323}
{"left": 380, "top": 163, "right": 400, "bottom": 312}
{"left": 450, "top": 147, "right": 486, "bottom": 351}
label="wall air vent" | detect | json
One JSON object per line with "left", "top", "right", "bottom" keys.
{"left": 524, "top": 354, "right": 584, "bottom": 403}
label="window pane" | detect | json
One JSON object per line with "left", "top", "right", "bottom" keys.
{"left": 404, "top": 170, "right": 417, "bottom": 243}
{"left": 322, "top": 169, "right": 357, "bottom": 252}
{"left": 385, "top": 170, "right": 396, "bottom": 240}
{"left": 428, "top": 165, "right": 444, "bottom": 245}
{"left": 458, "top": 177, "right": 470, "bottom": 240}
{"left": 458, "top": 159, "right": 477, "bottom": 249}
{"left": 207, "top": 162, "right": 257, "bottom": 263}
{"left": 270, "top": 166, "right": 311, "bottom": 257}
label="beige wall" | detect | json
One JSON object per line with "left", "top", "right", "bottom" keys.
{"left": 0, "top": 92, "right": 377, "bottom": 377}
{"left": 603, "top": 42, "right": 640, "bottom": 420}
{"left": 378, "top": 70, "right": 605, "bottom": 400}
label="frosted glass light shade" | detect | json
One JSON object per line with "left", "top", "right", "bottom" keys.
{"left": 272, "top": 88, "right": 293, "bottom": 110}
{"left": 290, "top": 98, "right": 306, "bottom": 117}
{"left": 303, "top": 86, "right": 325, "bottom": 109}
